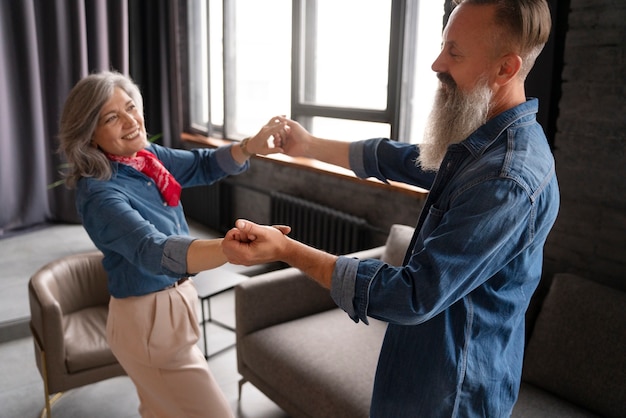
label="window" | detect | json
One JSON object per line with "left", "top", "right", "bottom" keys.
{"left": 186, "top": 0, "right": 444, "bottom": 144}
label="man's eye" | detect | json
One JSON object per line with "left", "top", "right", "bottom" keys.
{"left": 449, "top": 50, "right": 459, "bottom": 57}
{"left": 128, "top": 104, "right": 136, "bottom": 111}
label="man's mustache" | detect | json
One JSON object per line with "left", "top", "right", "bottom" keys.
{"left": 437, "top": 72, "right": 456, "bottom": 87}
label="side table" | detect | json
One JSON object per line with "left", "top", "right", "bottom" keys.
{"left": 193, "top": 267, "right": 248, "bottom": 358}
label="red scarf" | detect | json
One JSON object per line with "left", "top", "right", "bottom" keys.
{"left": 107, "top": 149, "right": 182, "bottom": 206}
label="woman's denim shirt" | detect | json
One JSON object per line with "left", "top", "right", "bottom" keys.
{"left": 331, "top": 99, "right": 560, "bottom": 417}
{"left": 76, "top": 143, "right": 247, "bottom": 298}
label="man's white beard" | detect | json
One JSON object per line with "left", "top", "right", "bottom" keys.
{"left": 417, "top": 74, "right": 493, "bottom": 172}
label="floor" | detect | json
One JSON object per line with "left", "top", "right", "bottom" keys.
{"left": 0, "top": 221, "right": 289, "bottom": 418}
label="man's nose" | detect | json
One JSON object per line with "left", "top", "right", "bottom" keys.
{"left": 431, "top": 51, "right": 446, "bottom": 74}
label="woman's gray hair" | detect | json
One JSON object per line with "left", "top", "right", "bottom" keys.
{"left": 58, "top": 71, "right": 144, "bottom": 188}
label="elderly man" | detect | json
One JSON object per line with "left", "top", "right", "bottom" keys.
{"left": 223, "top": 0, "right": 559, "bottom": 416}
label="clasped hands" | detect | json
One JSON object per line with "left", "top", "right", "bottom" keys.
{"left": 222, "top": 219, "right": 292, "bottom": 266}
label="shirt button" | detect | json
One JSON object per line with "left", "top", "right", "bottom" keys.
{"left": 147, "top": 181, "right": 152, "bottom": 186}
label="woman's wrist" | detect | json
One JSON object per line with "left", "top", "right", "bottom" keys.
{"left": 240, "top": 137, "right": 253, "bottom": 158}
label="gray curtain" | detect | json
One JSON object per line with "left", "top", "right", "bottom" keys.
{"left": 0, "top": 0, "right": 183, "bottom": 237}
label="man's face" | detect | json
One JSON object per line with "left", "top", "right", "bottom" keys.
{"left": 431, "top": 3, "right": 500, "bottom": 94}
{"left": 416, "top": 3, "right": 500, "bottom": 172}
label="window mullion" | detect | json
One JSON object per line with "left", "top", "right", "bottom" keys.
{"left": 222, "top": 0, "right": 236, "bottom": 139}
{"left": 388, "top": 0, "right": 410, "bottom": 141}
{"left": 393, "top": 0, "right": 419, "bottom": 143}
{"left": 291, "top": 0, "right": 318, "bottom": 131}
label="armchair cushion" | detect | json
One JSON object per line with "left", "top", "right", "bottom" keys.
{"left": 64, "top": 306, "right": 118, "bottom": 373}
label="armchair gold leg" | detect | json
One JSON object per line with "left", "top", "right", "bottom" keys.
{"left": 39, "top": 393, "right": 63, "bottom": 418}
{"left": 38, "top": 348, "right": 64, "bottom": 418}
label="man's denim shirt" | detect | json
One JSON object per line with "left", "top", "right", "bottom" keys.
{"left": 76, "top": 143, "right": 247, "bottom": 298}
{"left": 331, "top": 99, "right": 560, "bottom": 417}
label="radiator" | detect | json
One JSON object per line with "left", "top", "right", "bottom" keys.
{"left": 270, "top": 192, "right": 369, "bottom": 255}
{"left": 182, "top": 182, "right": 233, "bottom": 233}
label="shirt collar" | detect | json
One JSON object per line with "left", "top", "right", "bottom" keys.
{"left": 460, "top": 98, "right": 539, "bottom": 158}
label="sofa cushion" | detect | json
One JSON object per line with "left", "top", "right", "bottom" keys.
{"left": 380, "top": 224, "right": 414, "bottom": 266}
{"left": 513, "top": 382, "right": 599, "bottom": 417}
{"left": 240, "top": 309, "right": 386, "bottom": 418}
{"left": 522, "top": 274, "right": 626, "bottom": 418}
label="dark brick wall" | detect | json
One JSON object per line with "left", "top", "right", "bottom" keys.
{"left": 543, "top": 0, "right": 626, "bottom": 290}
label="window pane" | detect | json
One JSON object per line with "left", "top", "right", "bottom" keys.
{"left": 311, "top": 117, "right": 390, "bottom": 142}
{"left": 305, "top": 0, "right": 391, "bottom": 110}
{"left": 209, "top": 0, "right": 224, "bottom": 128}
{"left": 231, "top": 0, "right": 291, "bottom": 138}
{"left": 187, "top": 0, "right": 209, "bottom": 130}
{"left": 408, "top": 1, "right": 444, "bottom": 143}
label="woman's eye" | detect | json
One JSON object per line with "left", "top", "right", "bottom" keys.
{"left": 105, "top": 115, "right": 118, "bottom": 124}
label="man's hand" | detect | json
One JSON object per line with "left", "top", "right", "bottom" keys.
{"left": 222, "top": 219, "right": 291, "bottom": 266}
{"left": 224, "top": 219, "right": 338, "bottom": 289}
{"left": 273, "top": 116, "right": 351, "bottom": 170}
{"left": 272, "top": 116, "right": 314, "bottom": 158}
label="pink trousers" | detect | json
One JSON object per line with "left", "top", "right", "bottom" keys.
{"left": 107, "top": 279, "right": 234, "bottom": 418}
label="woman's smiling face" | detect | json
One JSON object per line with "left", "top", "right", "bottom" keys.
{"left": 92, "top": 87, "right": 147, "bottom": 157}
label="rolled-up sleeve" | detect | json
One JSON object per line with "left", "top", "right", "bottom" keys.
{"left": 331, "top": 256, "right": 385, "bottom": 325}
{"left": 162, "top": 235, "right": 196, "bottom": 275}
{"left": 349, "top": 138, "right": 387, "bottom": 181}
{"left": 213, "top": 144, "right": 250, "bottom": 174}
{"left": 330, "top": 256, "right": 360, "bottom": 321}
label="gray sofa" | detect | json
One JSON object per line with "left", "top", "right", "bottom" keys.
{"left": 235, "top": 224, "right": 626, "bottom": 418}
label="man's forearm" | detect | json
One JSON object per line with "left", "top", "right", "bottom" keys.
{"left": 308, "top": 137, "right": 351, "bottom": 170}
{"left": 281, "top": 237, "right": 338, "bottom": 289}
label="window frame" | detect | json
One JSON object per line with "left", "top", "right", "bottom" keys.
{"left": 290, "top": 0, "right": 415, "bottom": 142}
{"left": 183, "top": 0, "right": 435, "bottom": 144}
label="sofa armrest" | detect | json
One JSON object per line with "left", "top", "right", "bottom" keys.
{"left": 235, "top": 245, "right": 385, "bottom": 339}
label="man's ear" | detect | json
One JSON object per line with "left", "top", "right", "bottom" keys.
{"left": 496, "top": 53, "right": 522, "bottom": 85}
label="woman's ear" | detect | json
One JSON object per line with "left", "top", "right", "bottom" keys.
{"left": 496, "top": 53, "right": 522, "bottom": 85}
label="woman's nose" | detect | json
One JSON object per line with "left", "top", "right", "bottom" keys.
{"left": 121, "top": 112, "right": 137, "bottom": 127}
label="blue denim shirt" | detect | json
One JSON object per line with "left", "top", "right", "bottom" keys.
{"left": 76, "top": 143, "right": 247, "bottom": 298}
{"left": 331, "top": 99, "right": 560, "bottom": 417}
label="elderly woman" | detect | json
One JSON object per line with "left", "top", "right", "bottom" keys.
{"left": 58, "top": 70, "right": 287, "bottom": 417}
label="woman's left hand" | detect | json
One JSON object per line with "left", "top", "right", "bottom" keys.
{"left": 245, "top": 116, "right": 291, "bottom": 156}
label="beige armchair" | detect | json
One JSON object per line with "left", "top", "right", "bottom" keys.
{"left": 28, "top": 250, "right": 126, "bottom": 417}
